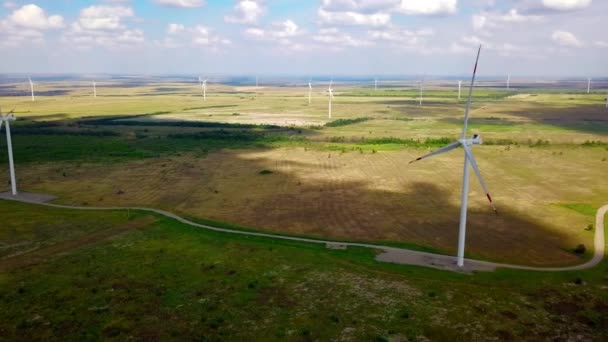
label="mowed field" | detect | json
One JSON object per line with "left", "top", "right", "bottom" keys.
{"left": 1, "top": 78, "right": 607, "bottom": 267}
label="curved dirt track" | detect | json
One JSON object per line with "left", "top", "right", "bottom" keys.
{"left": 1, "top": 192, "right": 606, "bottom": 273}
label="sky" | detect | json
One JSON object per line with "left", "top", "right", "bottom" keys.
{"left": 0, "top": 0, "right": 606, "bottom": 77}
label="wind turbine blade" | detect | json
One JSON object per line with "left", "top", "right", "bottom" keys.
{"left": 462, "top": 45, "right": 482, "bottom": 139}
{"left": 462, "top": 144, "right": 497, "bottom": 213}
{"left": 409, "top": 141, "right": 460, "bottom": 164}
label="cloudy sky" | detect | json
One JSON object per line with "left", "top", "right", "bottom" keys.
{"left": 0, "top": 0, "right": 606, "bottom": 76}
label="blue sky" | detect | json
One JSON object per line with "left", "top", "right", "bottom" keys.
{"left": 0, "top": 0, "right": 606, "bottom": 76}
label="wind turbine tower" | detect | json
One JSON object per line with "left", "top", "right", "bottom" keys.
{"left": 28, "top": 77, "right": 35, "bottom": 102}
{"left": 93, "top": 81, "right": 97, "bottom": 98}
{"left": 308, "top": 79, "right": 312, "bottom": 105}
{"left": 410, "top": 46, "right": 497, "bottom": 268}
{"left": 507, "top": 74, "right": 511, "bottom": 89}
{"left": 203, "top": 78, "right": 207, "bottom": 101}
{"left": 327, "top": 80, "right": 334, "bottom": 119}
{"left": 0, "top": 107, "right": 17, "bottom": 195}
{"left": 375, "top": 78, "right": 378, "bottom": 91}
{"left": 458, "top": 80, "right": 462, "bottom": 100}
{"left": 419, "top": 80, "right": 423, "bottom": 106}
{"left": 587, "top": 78, "right": 592, "bottom": 94}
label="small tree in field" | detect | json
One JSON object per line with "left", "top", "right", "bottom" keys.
{"left": 574, "top": 244, "right": 586, "bottom": 255}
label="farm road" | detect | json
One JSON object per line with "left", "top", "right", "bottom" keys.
{"left": 1, "top": 192, "right": 605, "bottom": 273}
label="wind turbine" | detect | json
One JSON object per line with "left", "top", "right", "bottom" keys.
{"left": 458, "top": 80, "right": 462, "bottom": 101}
{"left": 308, "top": 79, "right": 312, "bottom": 105}
{"left": 0, "top": 107, "right": 17, "bottom": 195}
{"left": 507, "top": 74, "right": 511, "bottom": 90}
{"left": 409, "top": 46, "right": 497, "bottom": 268}
{"left": 93, "top": 81, "right": 97, "bottom": 98}
{"left": 419, "top": 79, "right": 423, "bottom": 106}
{"left": 375, "top": 77, "right": 378, "bottom": 91}
{"left": 28, "top": 77, "right": 35, "bottom": 102}
{"left": 201, "top": 78, "right": 207, "bottom": 101}
{"left": 587, "top": 77, "right": 592, "bottom": 94}
{"left": 327, "top": 80, "right": 334, "bottom": 119}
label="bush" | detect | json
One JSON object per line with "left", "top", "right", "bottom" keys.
{"left": 585, "top": 224, "right": 594, "bottom": 231}
{"left": 574, "top": 244, "right": 586, "bottom": 255}
{"left": 325, "top": 117, "right": 369, "bottom": 127}
{"left": 259, "top": 169, "right": 273, "bottom": 175}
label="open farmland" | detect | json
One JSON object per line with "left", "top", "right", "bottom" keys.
{"left": 1, "top": 79, "right": 607, "bottom": 266}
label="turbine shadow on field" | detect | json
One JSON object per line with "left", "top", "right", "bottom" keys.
{"left": 6, "top": 148, "right": 590, "bottom": 267}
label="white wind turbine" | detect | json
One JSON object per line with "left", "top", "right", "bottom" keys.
{"left": 419, "top": 79, "right": 423, "bottom": 106}
{"left": 93, "top": 81, "right": 97, "bottom": 98}
{"left": 28, "top": 77, "right": 35, "bottom": 102}
{"left": 507, "top": 74, "right": 511, "bottom": 90}
{"left": 327, "top": 80, "right": 334, "bottom": 119}
{"left": 587, "top": 77, "right": 592, "bottom": 94}
{"left": 308, "top": 79, "right": 312, "bottom": 105}
{"left": 375, "top": 77, "right": 378, "bottom": 91}
{"left": 0, "top": 107, "right": 17, "bottom": 195}
{"left": 458, "top": 80, "right": 462, "bottom": 101}
{"left": 199, "top": 76, "right": 208, "bottom": 101}
{"left": 409, "top": 46, "right": 497, "bottom": 268}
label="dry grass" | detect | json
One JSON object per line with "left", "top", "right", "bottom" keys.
{"left": 7, "top": 144, "right": 606, "bottom": 266}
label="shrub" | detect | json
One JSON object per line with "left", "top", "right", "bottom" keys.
{"left": 574, "top": 244, "right": 586, "bottom": 255}
{"left": 259, "top": 169, "right": 273, "bottom": 175}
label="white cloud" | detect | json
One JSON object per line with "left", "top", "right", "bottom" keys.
{"left": 551, "top": 30, "right": 583, "bottom": 47}
{"left": 225, "top": 0, "right": 265, "bottom": 24}
{"left": 368, "top": 27, "right": 433, "bottom": 46}
{"left": 192, "top": 25, "right": 231, "bottom": 46}
{"left": 154, "top": 0, "right": 205, "bottom": 8}
{"left": 75, "top": 6, "right": 133, "bottom": 31}
{"left": 244, "top": 19, "right": 303, "bottom": 50}
{"left": 3, "top": 1, "right": 17, "bottom": 9}
{"left": 6, "top": 4, "right": 64, "bottom": 29}
{"left": 594, "top": 41, "right": 608, "bottom": 48}
{"left": 313, "top": 27, "right": 372, "bottom": 47}
{"left": 318, "top": 8, "right": 390, "bottom": 26}
{"left": 167, "top": 23, "right": 185, "bottom": 34}
{"left": 62, "top": 5, "right": 143, "bottom": 49}
{"left": 541, "top": 0, "right": 592, "bottom": 11}
{"left": 394, "top": 0, "right": 457, "bottom": 15}
{"left": 159, "top": 24, "right": 231, "bottom": 48}
{"left": 0, "top": 4, "right": 63, "bottom": 47}
{"left": 472, "top": 9, "right": 542, "bottom": 34}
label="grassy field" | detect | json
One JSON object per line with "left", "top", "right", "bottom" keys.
{"left": 0, "top": 81, "right": 607, "bottom": 266}
{"left": 1, "top": 199, "right": 607, "bottom": 340}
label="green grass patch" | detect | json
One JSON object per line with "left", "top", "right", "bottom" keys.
{"left": 325, "top": 117, "right": 369, "bottom": 127}
{"left": 556, "top": 203, "right": 597, "bottom": 217}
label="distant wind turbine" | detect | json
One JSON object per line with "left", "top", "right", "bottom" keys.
{"left": 409, "top": 45, "right": 497, "bottom": 268}
{"left": 507, "top": 74, "right": 511, "bottom": 90}
{"left": 0, "top": 107, "right": 17, "bottom": 195}
{"left": 419, "top": 79, "right": 423, "bottom": 106}
{"left": 93, "top": 81, "right": 97, "bottom": 98}
{"left": 587, "top": 77, "right": 592, "bottom": 94}
{"left": 308, "top": 79, "right": 312, "bottom": 105}
{"left": 28, "top": 77, "right": 35, "bottom": 102}
{"left": 374, "top": 77, "right": 378, "bottom": 91}
{"left": 327, "top": 80, "right": 334, "bottom": 119}
{"left": 458, "top": 80, "right": 462, "bottom": 101}
{"left": 201, "top": 78, "right": 207, "bottom": 101}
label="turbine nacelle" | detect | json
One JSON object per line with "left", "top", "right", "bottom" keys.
{"left": 459, "top": 133, "right": 482, "bottom": 146}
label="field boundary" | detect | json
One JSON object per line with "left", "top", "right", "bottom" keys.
{"left": 1, "top": 192, "right": 605, "bottom": 273}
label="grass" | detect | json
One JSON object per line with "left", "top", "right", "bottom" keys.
{"left": 0, "top": 200, "right": 607, "bottom": 340}
{"left": 0, "top": 82, "right": 606, "bottom": 267}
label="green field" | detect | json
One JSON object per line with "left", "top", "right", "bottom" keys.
{"left": 1, "top": 80, "right": 607, "bottom": 339}
{"left": 1, "top": 200, "right": 607, "bottom": 340}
